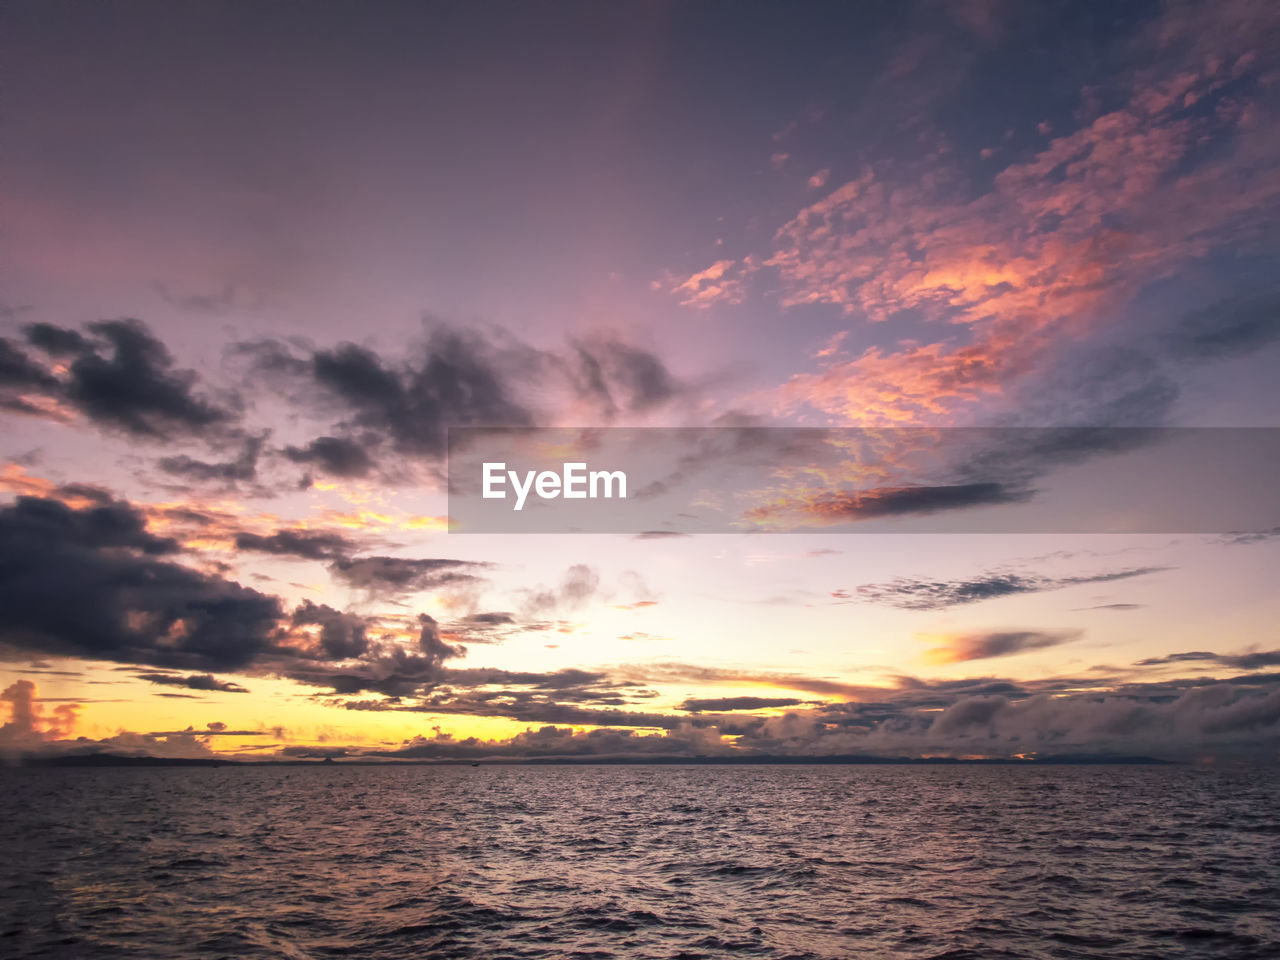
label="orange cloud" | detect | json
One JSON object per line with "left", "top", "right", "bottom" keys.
{"left": 1, "top": 679, "right": 81, "bottom": 749}
{"left": 654, "top": 257, "right": 755, "bottom": 309}
{"left": 920, "top": 629, "right": 1081, "bottom": 665}
{"left": 663, "top": 8, "right": 1278, "bottom": 425}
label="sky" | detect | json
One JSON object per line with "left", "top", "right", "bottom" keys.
{"left": 2, "top": 0, "right": 1279, "bottom": 763}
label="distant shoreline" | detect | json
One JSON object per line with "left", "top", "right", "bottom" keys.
{"left": 7, "top": 753, "right": 1178, "bottom": 768}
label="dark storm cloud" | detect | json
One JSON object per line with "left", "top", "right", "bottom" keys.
{"left": 327, "top": 555, "right": 486, "bottom": 596}
{"left": 23, "top": 323, "right": 89, "bottom": 356}
{"left": 290, "top": 600, "right": 369, "bottom": 660}
{"left": 855, "top": 566, "right": 1168, "bottom": 610}
{"left": 282, "top": 436, "right": 375, "bottom": 478}
{"left": 417, "top": 613, "right": 462, "bottom": 667}
{"left": 235, "top": 528, "right": 356, "bottom": 561}
{"left": 0, "top": 337, "right": 60, "bottom": 415}
{"left": 0, "top": 338, "right": 58, "bottom": 390}
{"left": 0, "top": 493, "right": 178, "bottom": 555}
{"left": 281, "top": 615, "right": 463, "bottom": 696}
{"left": 252, "top": 326, "right": 534, "bottom": 460}
{"left": 0, "top": 495, "right": 283, "bottom": 671}
{"left": 1136, "top": 649, "right": 1280, "bottom": 670}
{"left": 158, "top": 433, "right": 265, "bottom": 483}
{"left": 234, "top": 325, "right": 688, "bottom": 470}
{"left": 134, "top": 672, "right": 249, "bottom": 693}
{"left": 52, "top": 482, "right": 116, "bottom": 504}
{"left": 680, "top": 696, "right": 807, "bottom": 712}
{"left": 22, "top": 319, "right": 240, "bottom": 439}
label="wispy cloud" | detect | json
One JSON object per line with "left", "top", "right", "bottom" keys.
{"left": 920, "top": 629, "right": 1082, "bottom": 665}
{"left": 854, "top": 566, "right": 1169, "bottom": 610}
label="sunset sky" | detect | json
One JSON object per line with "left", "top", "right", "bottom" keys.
{"left": 3, "top": 0, "right": 1279, "bottom": 762}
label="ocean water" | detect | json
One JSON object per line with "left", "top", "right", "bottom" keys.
{"left": 1, "top": 764, "right": 1277, "bottom": 959}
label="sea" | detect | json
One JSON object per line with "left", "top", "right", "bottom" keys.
{"left": 1, "top": 764, "right": 1277, "bottom": 959}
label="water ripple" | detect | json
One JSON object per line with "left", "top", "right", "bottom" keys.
{"left": 0, "top": 765, "right": 1277, "bottom": 959}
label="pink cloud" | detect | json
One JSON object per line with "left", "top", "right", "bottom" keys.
{"left": 664, "top": 3, "right": 1280, "bottom": 424}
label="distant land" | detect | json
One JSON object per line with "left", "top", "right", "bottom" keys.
{"left": 6, "top": 752, "right": 1177, "bottom": 768}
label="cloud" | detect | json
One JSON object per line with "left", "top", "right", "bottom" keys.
{"left": 134, "top": 672, "right": 249, "bottom": 693}
{"left": 855, "top": 566, "right": 1168, "bottom": 610}
{"left": 345, "top": 695, "right": 683, "bottom": 730}
{"left": 0, "top": 338, "right": 58, "bottom": 391}
{"left": 237, "top": 325, "right": 687, "bottom": 470}
{"left": 0, "top": 495, "right": 283, "bottom": 671}
{"left": 1218, "top": 526, "right": 1280, "bottom": 545}
{"left": 21, "top": 323, "right": 89, "bottom": 356}
{"left": 627, "top": 661, "right": 892, "bottom": 702}
{"left": 656, "top": 259, "right": 753, "bottom": 308}
{"left": 282, "top": 436, "right": 375, "bottom": 478}
{"left": 239, "top": 326, "right": 534, "bottom": 462}
{"left": 1168, "top": 295, "right": 1280, "bottom": 359}
{"left": 363, "top": 723, "right": 731, "bottom": 761}
{"left": 21, "top": 319, "right": 240, "bottom": 439}
{"left": 306, "top": 667, "right": 1280, "bottom": 761}
{"left": 680, "top": 696, "right": 808, "bottom": 712}
{"left": 158, "top": 434, "right": 265, "bottom": 483}
{"left": 235, "top": 528, "right": 357, "bottom": 561}
{"left": 1136, "top": 649, "right": 1280, "bottom": 671}
{"left": 145, "top": 725, "right": 269, "bottom": 737}
{"left": 520, "top": 564, "right": 601, "bottom": 616}
{"left": 314, "top": 332, "right": 530, "bottom": 456}
{"left": 0, "top": 337, "right": 63, "bottom": 416}
{"left": 867, "top": 681, "right": 1280, "bottom": 759}
{"left": 289, "top": 601, "right": 370, "bottom": 659}
{"left": 442, "top": 666, "right": 612, "bottom": 691}
{"left": 458, "top": 612, "right": 514, "bottom": 626}
{"left": 661, "top": 9, "right": 1280, "bottom": 427}
{"left": 566, "top": 338, "right": 682, "bottom": 417}
{"left": 745, "top": 481, "right": 1026, "bottom": 528}
{"left": 921, "top": 629, "right": 1082, "bottom": 664}
{"left": 444, "top": 611, "right": 520, "bottom": 645}
{"left": 280, "top": 615, "right": 464, "bottom": 696}
{"left": 153, "top": 281, "right": 246, "bottom": 316}
{"left": 11, "top": 652, "right": 1280, "bottom": 762}
{"left": 1, "top": 679, "right": 80, "bottom": 751}
{"left": 327, "top": 555, "right": 485, "bottom": 597}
